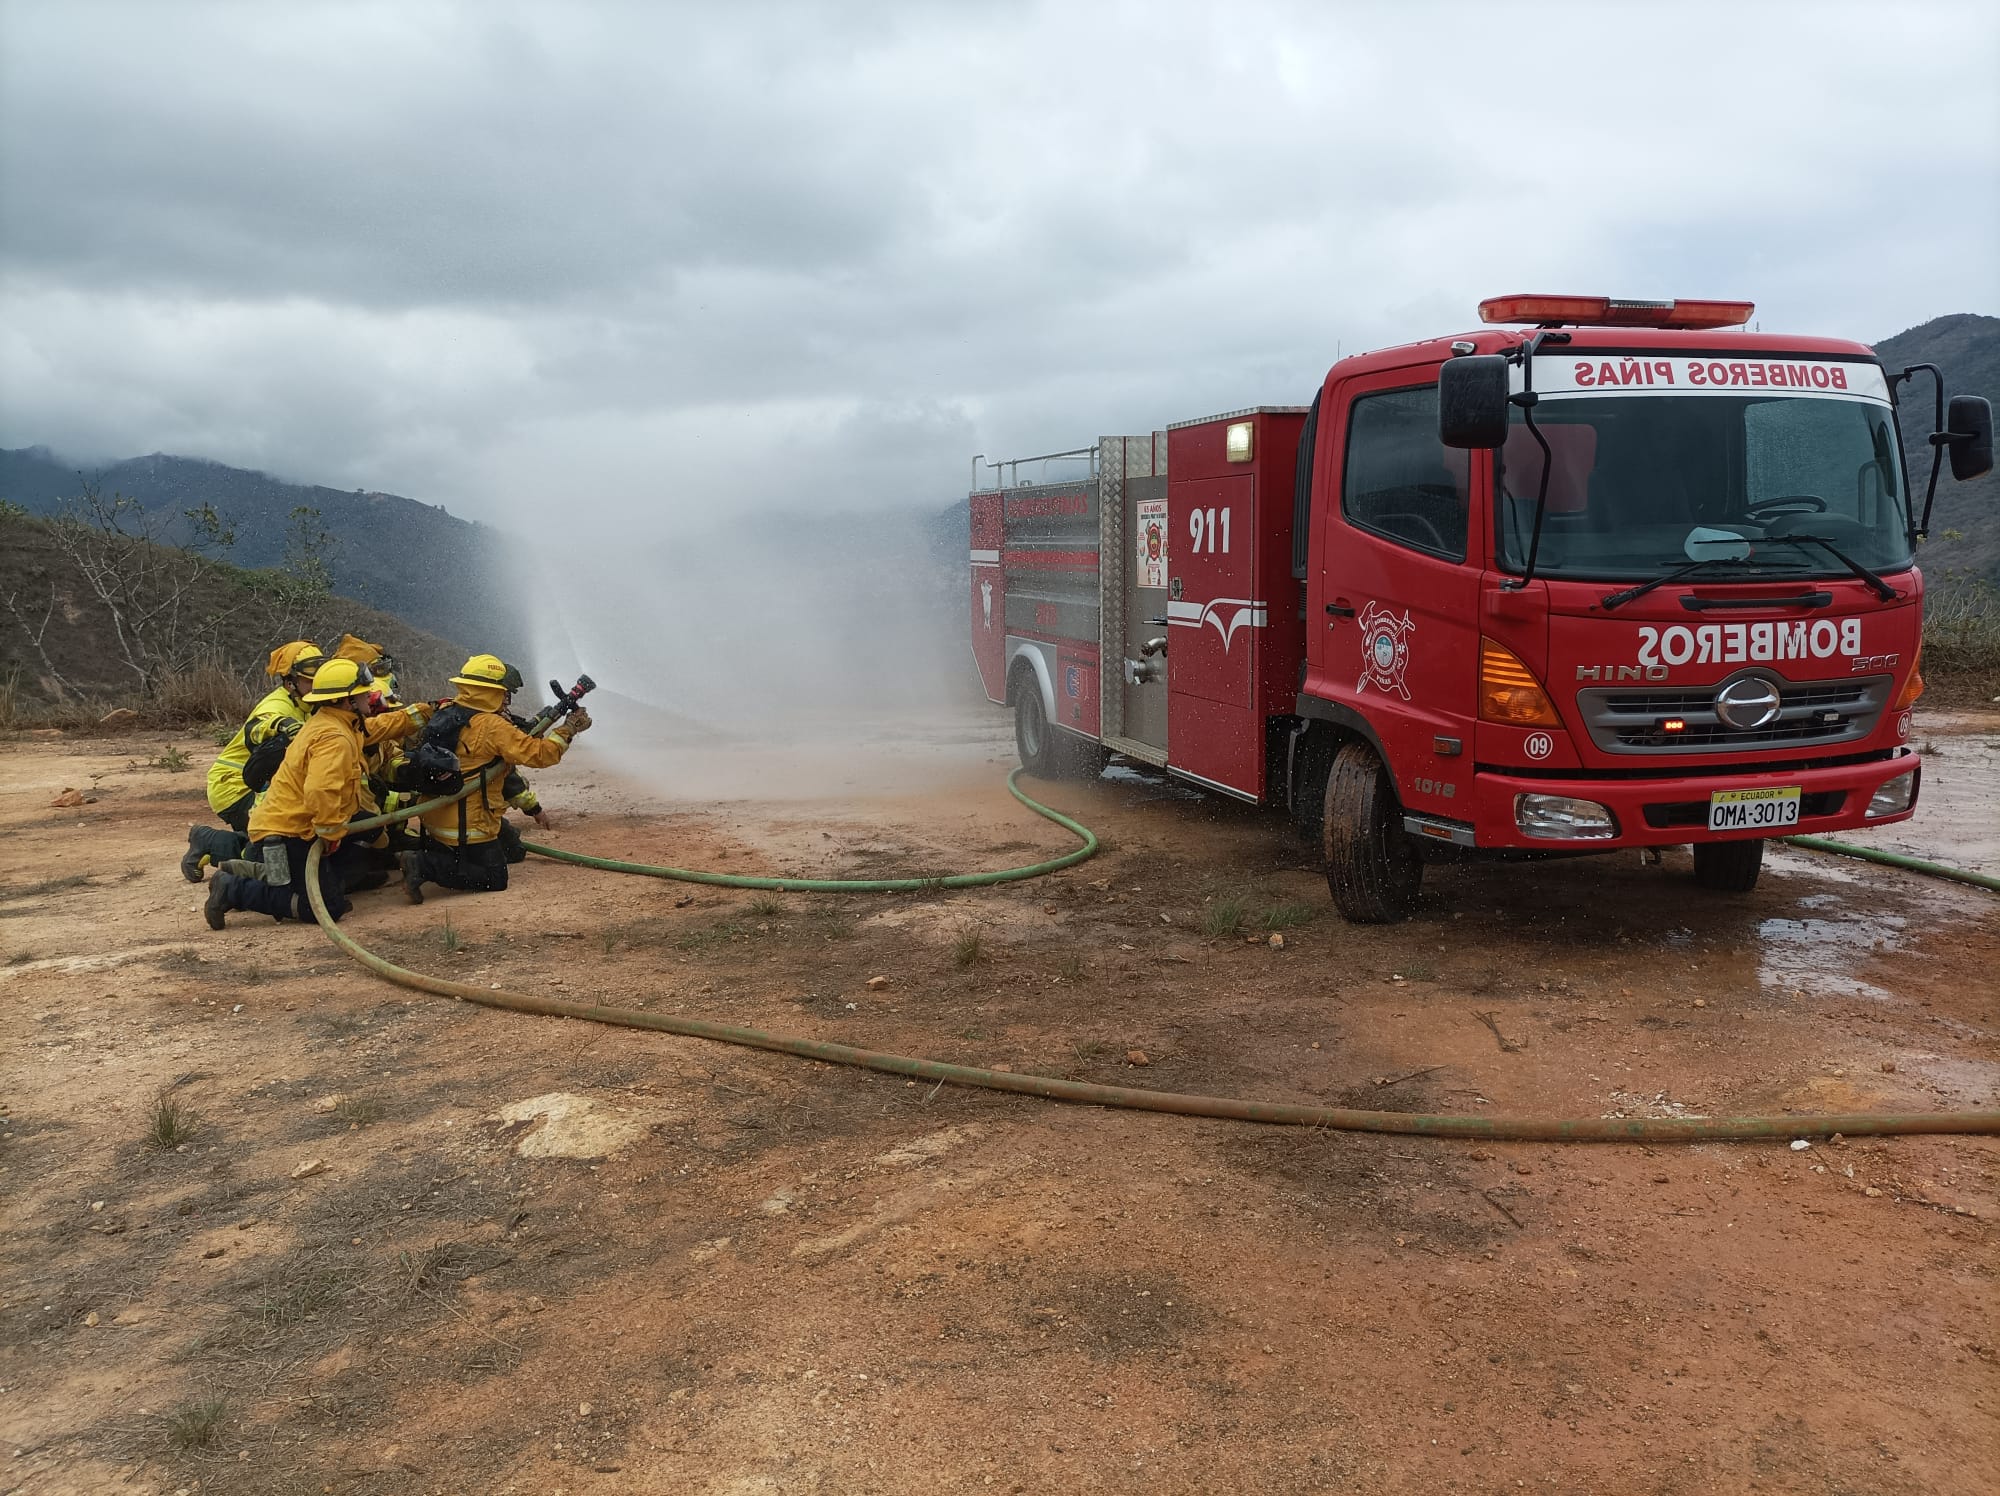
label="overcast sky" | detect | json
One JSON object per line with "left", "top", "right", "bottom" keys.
{"left": 2, "top": 0, "right": 1996, "bottom": 538}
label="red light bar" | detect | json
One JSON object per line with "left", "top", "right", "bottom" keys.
{"left": 1479, "top": 295, "right": 1755, "bottom": 330}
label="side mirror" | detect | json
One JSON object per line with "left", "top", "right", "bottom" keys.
{"left": 1439, "top": 355, "right": 1510, "bottom": 449}
{"left": 1945, "top": 394, "right": 1993, "bottom": 481}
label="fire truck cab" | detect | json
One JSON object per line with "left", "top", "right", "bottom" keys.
{"left": 969, "top": 296, "right": 1993, "bottom": 921}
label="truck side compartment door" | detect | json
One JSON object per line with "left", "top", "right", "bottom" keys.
{"left": 1307, "top": 374, "right": 1482, "bottom": 821}
{"left": 1168, "top": 471, "right": 1260, "bottom": 794}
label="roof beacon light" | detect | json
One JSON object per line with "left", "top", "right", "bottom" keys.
{"left": 1478, "top": 295, "right": 1755, "bottom": 331}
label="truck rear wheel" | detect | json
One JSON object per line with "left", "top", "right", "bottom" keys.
{"left": 1014, "top": 677, "right": 1057, "bottom": 776}
{"left": 1693, "top": 838, "right": 1764, "bottom": 892}
{"left": 1013, "top": 672, "right": 1105, "bottom": 780}
{"left": 1323, "top": 741, "right": 1422, "bottom": 923}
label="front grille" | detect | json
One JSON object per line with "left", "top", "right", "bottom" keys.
{"left": 1577, "top": 673, "right": 1892, "bottom": 755}
{"left": 1642, "top": 790, "right": 1848, "bottom": 829}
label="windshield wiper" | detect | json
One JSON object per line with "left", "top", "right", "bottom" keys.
{"left": 1755, "top": 534, "right": 1900, "bottom": 602}
{"left": 1600, "top": 556, "right": 1770, "bottom": 611}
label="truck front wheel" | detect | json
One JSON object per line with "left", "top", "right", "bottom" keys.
{"left": 1323, "top": 741, "right": 1422, "bottom": 923}
{"left": 1693, "top": 838, "right": 1764, "bottom": 892}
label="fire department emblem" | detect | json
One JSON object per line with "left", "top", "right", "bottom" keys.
{"left": 1357, "top": 602, "right": 1414, "bottom": 700}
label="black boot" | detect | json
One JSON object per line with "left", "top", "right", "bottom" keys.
{"left": 205, "top": 872, "right": 234, "bottom": 929}
{"left": 399, "top": 851, "right": 425, "bottom": 904}
{"left": 183, "top": 824, "right": 247, "bottom": 881}
{"left": 181, "top": 826, "right": 208, "bottom": 883}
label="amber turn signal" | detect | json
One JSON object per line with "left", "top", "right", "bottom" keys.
{"left": 1479, "top": 637, "right": 1561, "bottom": 727}
{"left": 1892, "top": 645, "right": 1924, "bottom": 710}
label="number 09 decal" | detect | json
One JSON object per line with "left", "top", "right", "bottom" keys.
{"left": 1188, "top": 507, "right": 1231, "bottom": 555}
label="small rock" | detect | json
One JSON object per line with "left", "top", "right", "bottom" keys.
{"left": 313, "top": 1095, "right": 343, "bottom": 1113}
{"left": 90, "top": 1200, "right": 105, "bottom": 1212}
{"left": 866, "top": 976, "right": 889, "bottom": 990}
{"left": 1043, "top": 904, "right": 1058, "bottom": 914}
{"left": 1652, "top": 1173, "right": 1670, "bottom": 1184}
{"left": 1692, "top": 999, "right": 1706, "bottom": 1008}
{"left": 1468, "top": 1148, "right": 1494, "bottom": 1162}
{"left": 525, "top": 1295, "right": 548, "bottom": 1313}
{"left": 203, "top": 1246, "right": 225, "bottom": 1259}
{"left": 1880, "top": 1060, "right": 1897, "bottom": 1073}
{"left": 1863, "top": 1186, "right": 1883, "bottom": 1198}
{"left": 50, "top": 788, "right": 91, "bottom": 808}
{"left": 84, "top": 1312, "right": 100, "bottom": 1327}
{"left": 290, "top": 1159, "right": 327, "bottom": 1180}
{"left": 1125, "top": 1050, "right": 1150, "bottom": 1066}
{"left": 1267, "top": 933, "right": 1285, "bottom": 949}
{"left": 1789, "top": 1140, "right": 1811, "bottom": 1152}
{"left": 578, "top": 1403, "right": 592, "bottom": 1417}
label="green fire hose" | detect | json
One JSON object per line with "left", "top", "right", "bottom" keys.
{"left": 1781, "top": 834, "right": 2000, "bottom": 893}
{"left": 301, "top": 768, "right": 2000, "bottom": 1143}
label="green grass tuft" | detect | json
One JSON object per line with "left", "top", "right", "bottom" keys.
{"left": 952, "top": 926, "right": 986, "bottom": 968}
{"left": 163, "top": 1395, "right": 228, "bottom": 1451}
{"left": 147, "top": 1091, "right": 199, "bottom": 1150}
{"left": 1201, "top": 896, "right": 1249, "bottom": 939}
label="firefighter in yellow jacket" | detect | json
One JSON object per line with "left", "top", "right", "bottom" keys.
{"left": 401, "top": 654, "right": 591, "bottom": 902}
{"left": 203, "top": 659, "right": 428, "bottom": 928}
{"left": 181, "top": 640, "right": 324, "bottom": 880}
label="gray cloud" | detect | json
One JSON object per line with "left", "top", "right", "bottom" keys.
{"left": 2, "top": 0, "right": 1996, "bottom": 532}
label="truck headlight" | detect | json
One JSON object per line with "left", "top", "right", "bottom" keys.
{"left": 1866, "top": 771, "right": 1916, "bottom": 818}
{"left": 1515, "top": 794, "right": 1618, "bottom": 840}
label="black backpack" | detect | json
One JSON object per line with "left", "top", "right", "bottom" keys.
{"left": 240, "top": 719, "right": 300, "bottom": 794}
{"left": 392, "top": 704, "right": 475, "bottom": 798}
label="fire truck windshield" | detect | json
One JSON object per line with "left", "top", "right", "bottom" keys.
{"left": 1494, "top": 394, "right": 1912, "bottom": 583}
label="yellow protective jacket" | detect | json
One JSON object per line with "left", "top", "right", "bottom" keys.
{"left": 249, "top": 705, "right": 425, "bottom": 844}
{"left": 417, "top": 681, "right": 576, "bottom": 845}
{"left": 206, "top": 686, "right": 307, "bottom": 813}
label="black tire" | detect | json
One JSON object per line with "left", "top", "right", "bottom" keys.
{"left": 1693, "top": 838, "right": 1764, "bottom": 892}
{"left": 1323, "top": 740, "right": 1422, "bottom": 923}
{"left": 1013, "top": 673, "right": 1057, "bottom": 776}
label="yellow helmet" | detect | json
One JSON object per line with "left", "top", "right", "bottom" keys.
{"left": 301, "top": 657, "right": 377, "bottom": 704}
{"left": 450, "top": 653, "right": 513, "bottom": 689}
{"left": 267, "top": 640, "right": 323, "bottom": 678}
{"left": 333, "top": 633, "right": 384, "bottom": 665}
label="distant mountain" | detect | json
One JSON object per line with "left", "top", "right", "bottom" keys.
{"left": 1873, "top": 313, "right": 1999, "bottom": 586}
{"left": 0, "top": 448, "right": 528, "bottom": 659}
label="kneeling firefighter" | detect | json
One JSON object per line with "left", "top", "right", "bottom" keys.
{"left": 182, "top": 640, "right": 324, "bottom": 880}
{"left": 203, "top": 659, "right": 427, "bottom": 929}
{"left": 401, "top": 654, "right": 591, "bottom": 903}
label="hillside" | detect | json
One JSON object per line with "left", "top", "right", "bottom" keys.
{"left": 1, "top": 509, "right": 468, "bottom": 714}
{"left": 0, "top": 448, "right": 528, "bottom": 660}
{"left": 1874, "top": 313, "right": 1999, "bottom": 586}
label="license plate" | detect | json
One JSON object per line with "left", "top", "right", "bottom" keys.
{"left": 1708, "top": 786, "right": 1801, "bottom": 833}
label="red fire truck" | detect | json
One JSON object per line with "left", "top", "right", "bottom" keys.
{"left": 968, "top": 295, "right": 1993, "bottom": 921}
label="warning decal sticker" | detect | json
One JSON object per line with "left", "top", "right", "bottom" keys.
{"left": 1136, "top": 499, "right": 1167, "bottom": 589}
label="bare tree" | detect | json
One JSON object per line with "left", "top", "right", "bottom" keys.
{"left": 0, "top": 502, "right": 82, "bottom": 695}
{"left": 40, "top": 478, "right": 238, "bottom": 695}
{"left": 265, "top": 505, "right": 339, "bottom": 641}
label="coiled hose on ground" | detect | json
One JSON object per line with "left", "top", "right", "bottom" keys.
{"left": 304, "top": 769, "right": 2000, "bottom": 1143}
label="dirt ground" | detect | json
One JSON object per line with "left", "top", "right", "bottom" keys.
{"left": 3, "top": 706, "right": 1997, "bottom": 1496}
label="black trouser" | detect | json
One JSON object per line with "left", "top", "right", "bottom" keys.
{"left": 217, "top": 836, "right": 362, "bottom": 922}
{"left": 219, "top": 794, "right": 253, "bottom": 835}
{"left": 497, "top": 819, "right": 527, "bottom": 865}
{"left": 413, "top": 835, "right": 510, "bottom": 892}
